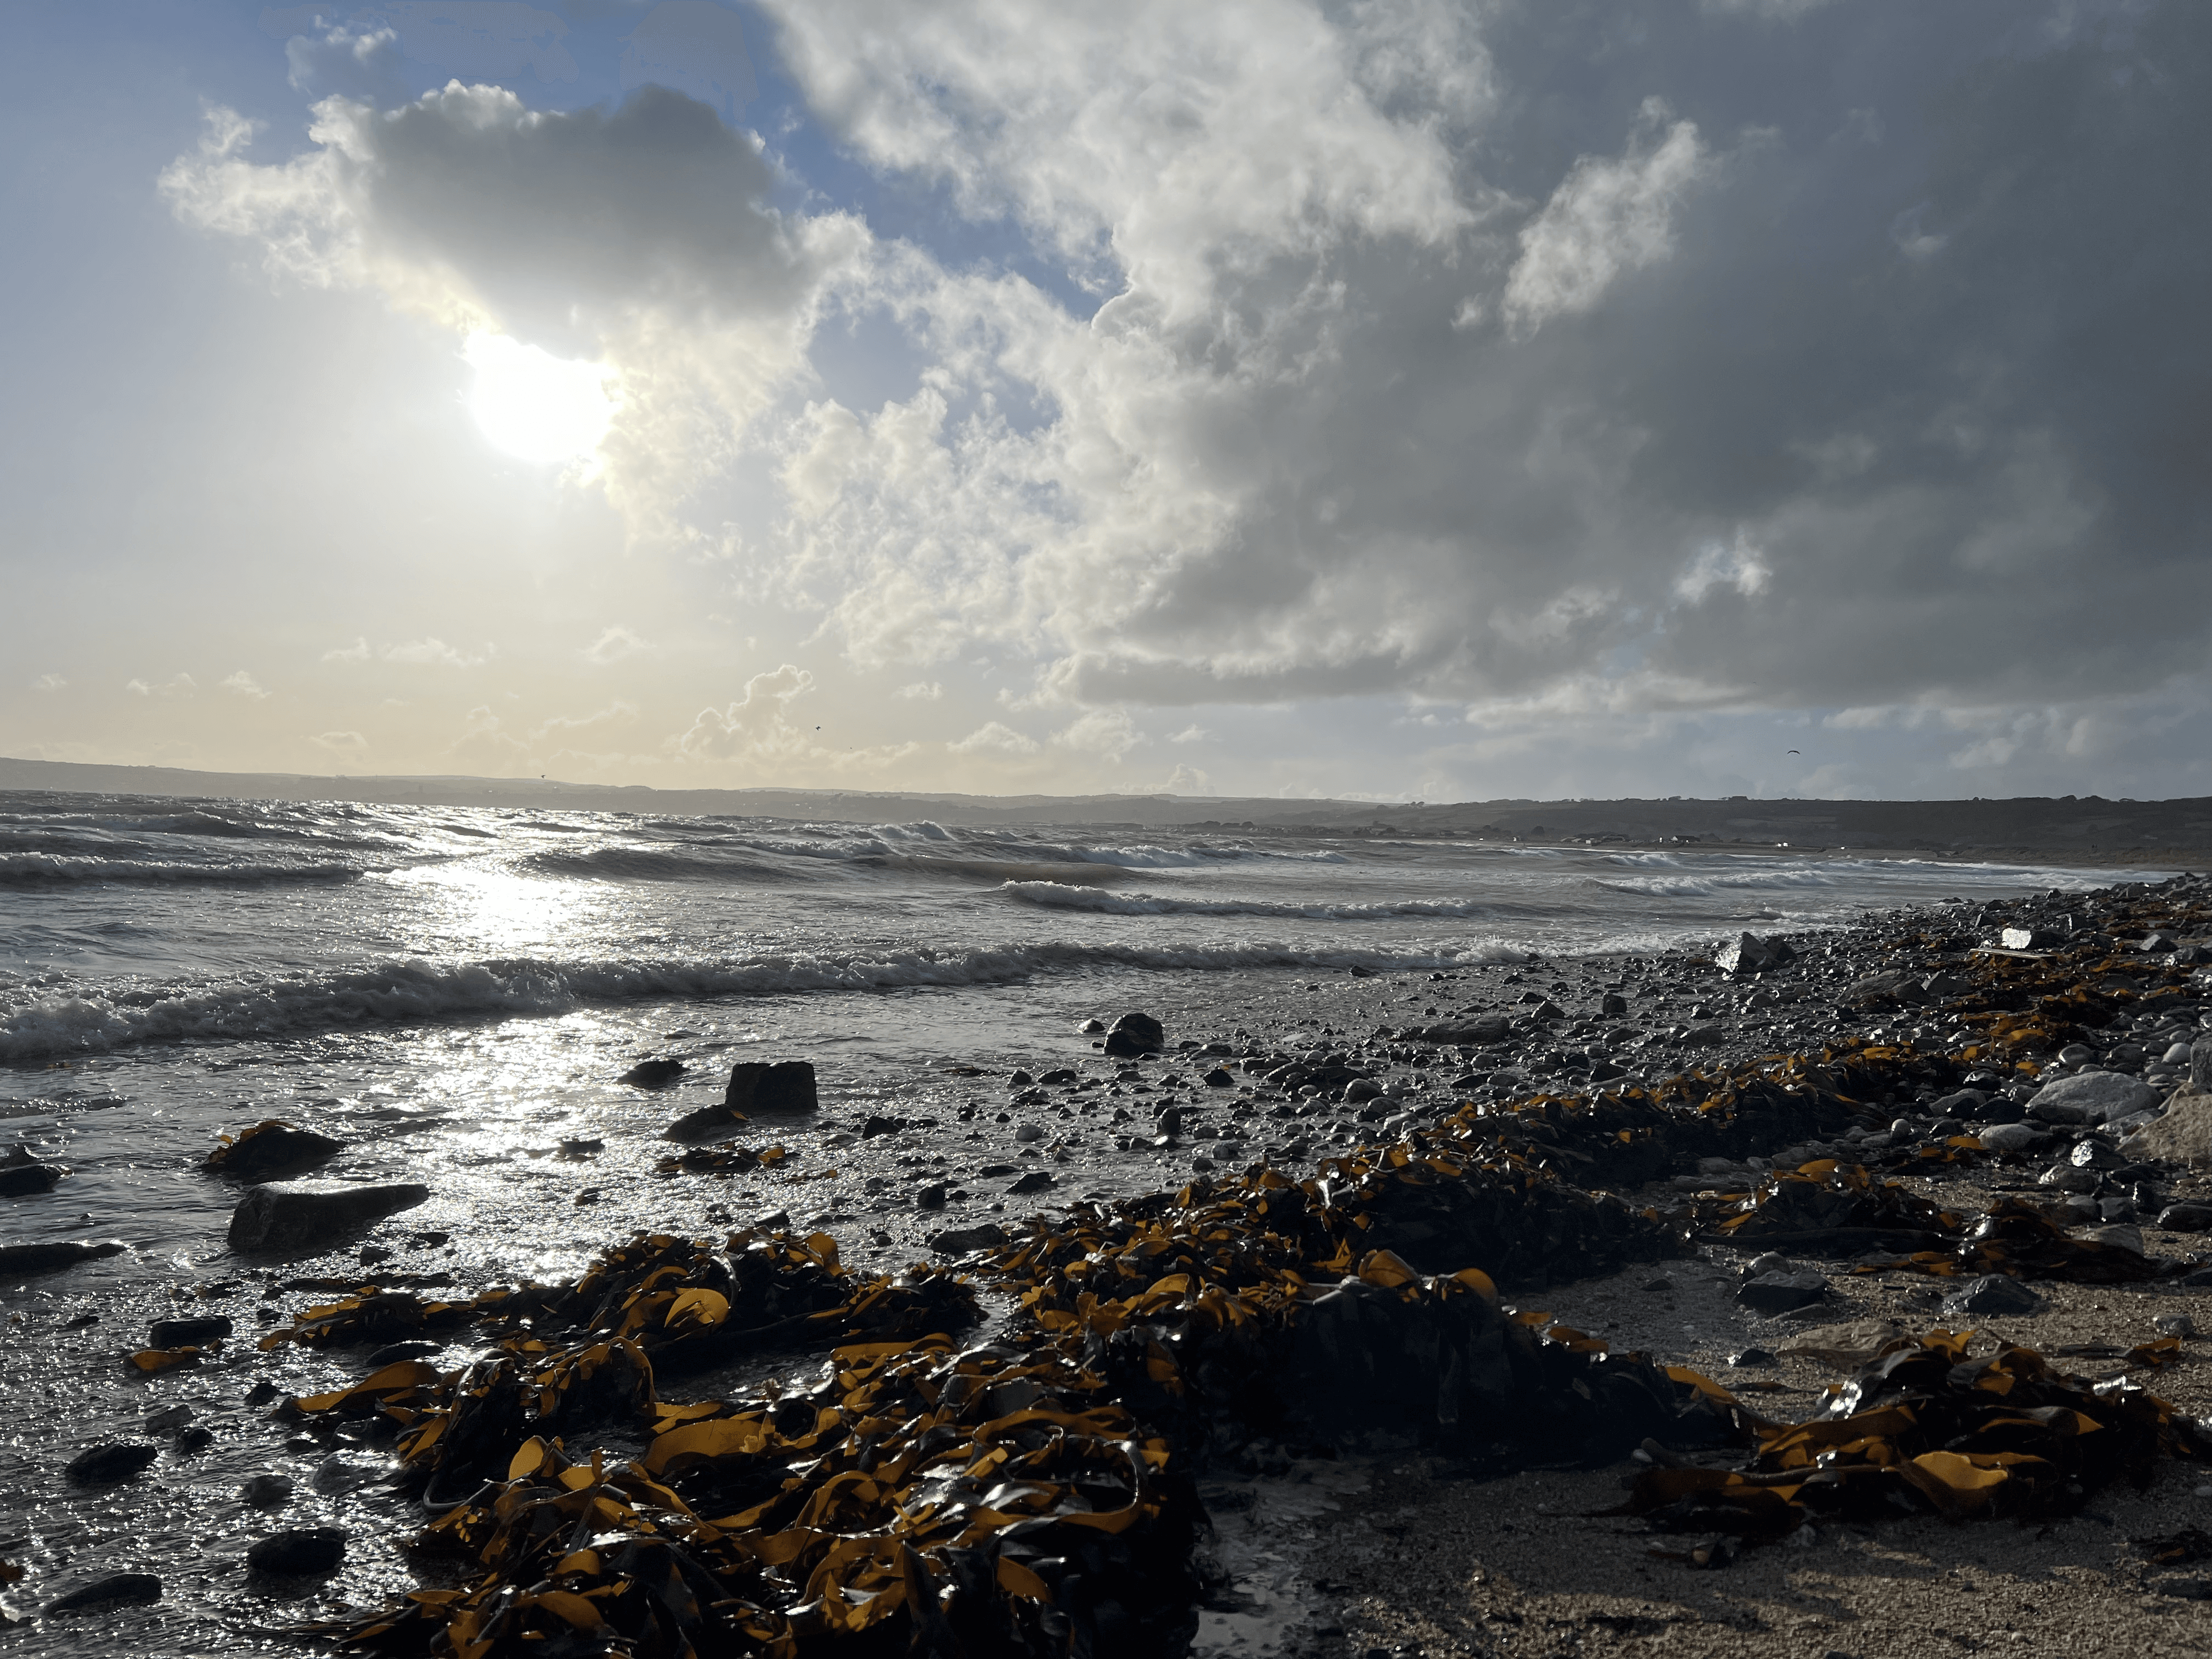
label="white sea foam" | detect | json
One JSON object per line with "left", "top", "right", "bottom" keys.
{"left": 999, "top": 879, "right": 1507, "bottom": 922}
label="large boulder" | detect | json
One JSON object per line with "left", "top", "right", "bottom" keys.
{"left": 1717, "top": 933, "right": 1794, "bottom": 976}
{"left": 726, "top": 1060, "right": 817, "bottom": 1113}
{"left": 2123, "top": 1086, "right": 2212, "bottom": 1168}
{"left": 1415, "top": 1012, "right": 1513, "bottom": 1046}
{"left": 2028, "top": 1071, "right": 2162, "bottom": 1125}
{"left": 226, "top": 1181, "right": 429, "bottom": 1253}
{"left": 203, "top": 1121, "right": 343, "bottom": 1179}
{"left": 1103, "top": 1012, "right": 1166, "bottom": 1057}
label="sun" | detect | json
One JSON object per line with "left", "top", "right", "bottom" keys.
{"left": 463, "top": 331, "right": 618, "bottom": 465}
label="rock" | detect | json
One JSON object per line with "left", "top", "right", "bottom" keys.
{"left": 1416, "top": 1012, "right": 1513, "bottom": 1046}
{"left": 1203, "top": 1067, "right": 1234, "bottom": 1088}
{"left": 617, "top": 1058, "right": 686, "bottom": 1088}
{"left": 149, "top": 1315, "right": 232, "bottom": 1349}
{"left": 1941, "top": 1274, "right": 2041, "bottom": 1317}
{"left": 0, "top": 1238, "right": 126, "bottom": 1276}
{"left": 174, "top": 1426, "right": 214, "bottom": 1456}
{"left": 227, "top": 1181, "right": 430, "bottom": 1253}
{"left": 203, "top": 1120, "right": 344, "bottom": 1178}
{"left": 1976, "top": 1121, "right": 2047, "bottom": 1154}
{"left": 725, "top": 1060, "right": 817, "bottom": 1115}
{"left": 1343, "top": 1078, "right": 1385, "bottom": 1103}
{"left": 2140, "top": 932, "right": 2179, "bottom": 953}
{"left": 1104, "top": 1013, "right": 1165, "bottom": 1057}
{"left": 2195, "top": 1037, "right": 2212, "bottom": 1094}
{"left": 144, "top": 1403, "right": 194, "bottom": 1434}
{"left": 65, "top": 1442, "right": 158, "bottom": 1485}
{"left": 245, "top": 1528, "right": 346, "bottom": 1577}
{"left": 2090, "top": 1224, "right": 2146, "bottom": 1255}
{"left": 1007, "top": 1171, "right": 1056, "bottom": 1195}
{"left": 558, "top": 1138, "right": 603, "bottom": 1158}
{"left": 46, "top": 1573, "right": 161, "bottom": 1615}
{"left": 2122, "top": 1086, "right": 2212, "bottom": 1167}
{"left": 2031, "top": 1071, "right": 2162, "bottom": 1124}
{"left": 1078, "top": 1018, "right": 1105, "bottom": 1034}
{"left": 1736, "top": 1271, "right": 1827, "bottom": 1314}
{"left": 241, "top": 1474, "right": 295, "bottom": 1507}
{"left": 1601, "top": 992, "right": 1629, "bottom": 1016}
{"left": 927, "top": 1222, "right": 1010, "bottom": 1255}
{"left": 2000, "top": 925, "right": 2066, "bottom": 950}
{"left": 1681, "top": 1025, "right": 1727, "bottom": 1047}
{"left": 1844, "top": 970, "right": 1925, "bottom": 1006}
{"left": 1717, "top": 933, "right": 1793, "bottom": 976}
{"left": 1930, "top": 1089, "right": 1987, "bottom": 1118}
{"left": 2153, "top": 1313, "right": 2196, "bottom": 1338}
{"left": 916, "top": 1183, "right": 947, "bottom": 1210}
{"left": 2157, "top": 1203, "right": 2212, "bottom": 1233}
{"left": 1727, "top": 1348, "right": 1778, "bottom": 1368}
{"left": 0, "top": 1145, "right": 66, "bottom": 1197}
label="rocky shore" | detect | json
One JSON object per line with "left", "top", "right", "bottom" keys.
{"left": 6, "top": 873, "right": 2212, "bottom": 1656}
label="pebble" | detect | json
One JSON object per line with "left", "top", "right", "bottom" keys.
{"left": 46, "top": 1573, "right": 161, "bottom": 1615}
{"left": 240, "top": 1474, "right": 294, "bottom": 1506}
{"left": 64, "top": 1442, "right": 158, "bottom": 1486}
{"left": 245, "top": 1527, "right": 346, "bottom": 1577}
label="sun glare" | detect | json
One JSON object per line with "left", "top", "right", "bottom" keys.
{"left": 463, "top": 332, "right": 617, "bottom": 465}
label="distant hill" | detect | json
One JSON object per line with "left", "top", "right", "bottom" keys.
{"left": 1, "top": 755, "right": 2203, "bottom": 865}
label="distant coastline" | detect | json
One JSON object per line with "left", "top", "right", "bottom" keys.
{"left": 1, "top": 753, "right": 2202, "bottom": 870}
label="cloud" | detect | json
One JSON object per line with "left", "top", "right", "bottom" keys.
{"left": 1501, "top": 101, "right": 1710, "bottom": 337}
{"left": 312, "top": 729, "right": 369, "bottom": 759}
{"left": 382, "top": 637, "right": 491, "bottom": 668}
{"left": 1052, "top": 708, "right": 1145, "bottom": 761}
{"left": 219, "top": 670, "right": 270, "bottom": 698}
{"left": 894, "top": 680, "right": 943, "bottom": 700}
{"left": 125, "top": 673, "right": 197, "bottom": 698}
{"left": 323, "top": 638, "right": 372, "bottom": 662}
{"left": 261, "top": 2, "right": 579, "bottom": 90}
{"left": 1673, "top": 534, "right": 1771, "bottom": 604}
{"left": 533, "top": 701, "right": 640, "bottom": 740}
{"left": 1155, "top": 762, "right": 1210, "bottom": 793}
{"left": 582, "top": 625, "right": 652, "bottom": 665}
{"left": 677, "top": 664, "right": 817, "bottom": 762}
{"left": 282, "top": 20, "right": 408, "bottom": 102}
{"left": 449, "top": 703, "right": 530, "bottom": 768}
{"left": 948, "top": 721, "right": 1037, "bottom": 755}
{"left": 31, "top": 673, "right": 66, "bottom": 692}
{"left": 1168, "top": 723, "right": 1207, "bottom": 744}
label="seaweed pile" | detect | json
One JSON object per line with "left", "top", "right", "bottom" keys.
{"left": 1619, "top": 1330, "right": 2208, "bottom": 1550}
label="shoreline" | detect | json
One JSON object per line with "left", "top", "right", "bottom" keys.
{"left": 3, "top": 874, "right": 2211, "bottom": 1653}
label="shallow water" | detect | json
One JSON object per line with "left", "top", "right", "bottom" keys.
{"left": 0, "top": 789, "right": 2129, "bottom": 1645}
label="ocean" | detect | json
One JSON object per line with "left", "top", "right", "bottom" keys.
{"left": 0, "top": 787, "right": 2126, "bottom": 1646}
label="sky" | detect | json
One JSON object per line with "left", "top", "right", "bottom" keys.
{"left": 1, "top": 0, "right": 2206, "bottom": 804}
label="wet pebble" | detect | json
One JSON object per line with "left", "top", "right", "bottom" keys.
{"left": 240, "top": 1473, "right": 294, "bottom": 1506}
{"left": 64, "top": 1442, "right": 158, "bottom": 1486}
{"left": 46, "top": 1573, "right": 161, "bottom": 1616}
{"left": 245, "top": 1527, "right": 346, "bottom": 1577}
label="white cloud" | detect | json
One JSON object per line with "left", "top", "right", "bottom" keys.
{"left": 1502, "top": 100, "right": 1709, "bottom": 336}
{"left": 383, "top": 637, "right": 491, "bottom": 668}
{"left": 1155, "top": 762, "right": 1210, "bottom": 793}
{"left": 312, "top": 729, "right": 369, "bottom": 759}
{"left": 31, "top": 673, "right": 66, "bottom": 692}
{"left": 1053, "top": 707, "right": 1145, "bottom": 761}
{"left": 449, "top": 703, "right": 529, "bottom": 768}
{"left": 1168, "top": 723, "right": 1207, "bottom": 744}
{"left": 894, "top": 680, "right": 943, "bottom": 700}
{"left": 949, "top": 721, "right": 1038, "bottom": 755}
{"left": 582, "top": 626, "right": 652, "bottom": 665}
{"left": 1673, "top": 534, "right": 1771, "bottom": 603}
{"left": 323, "top": 637, "right": 372, "bottom": 662}
{"left": 677, "top": 664, "right": 817, "bottom": 762}
{"left": 219, "top": 670, "right": 270, "bottom": 698}
{"left": 125, "top": 673, "right": 197, "bottom": 698}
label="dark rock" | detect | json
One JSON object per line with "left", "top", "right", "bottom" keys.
{"left": 46, "top": 1573, "right": 161, "bottom": 1615}
{"left": 0, "top": 1238, "right": 126, "bottom": 1275}
{"left": 1941, "top": 1274, "right": 2041, "bottom": 1317}
{"left": 1204, "top": 1067, "right": 1234, "bottom": 1088}
{"left": 203, "top": 1121, "right": 344, "bottom": 1179}
{"left": 1930, "top": 1089, "right": 1987, "bottom": 1118}
{"left": 557, "top": 1138, "right": 602, "bottom": 1158}
{"left": 1844, "top": 970, "right": 1925, "bottom": 1005}
{"left": 1736, "top": 1271, "right": 1827, "bottom": 1314}
{"left": 916, "top": 1183, "right": 947, "bottom": 1210}
{"left": 2000, "top": 925, "right": 2067, "bottom": 950}
{"left": 1727, "top": 1348, "right": 1778, "bottom": 1368}
{"left": 2140, "top": 933, "right": 2179, "bottom": 954}
{"left": 0, "top": 1146, "right": 66, "bottom": 1197}
{"left": 725, "top": 1060, "right": 817, "bottom": 1115}
{"left": 861, "top": 1115, "right": 937, "bottom": 1138}
{"left": 2157, "top": 1204, "right": 2212, "bottom": 1233}
{"left": 65, "top": 1442, "right": 158, "bottom": 1485}
{"left": 2194, "top": 1036, "right": 2212, "bottom": 1094}
{"left": 149, "top": 1315, "right": 232, "bottom": 1349}
{"left": 245, "top": 1527, "right": 346, "bottom": 1577}
{"left": 618, "top": 1058, "right": 686, "bottom": 1088}
{"left": 927, "top": 1222, "right": 1010, "bottom": 1255}
{"left": 1717, "top": 933, "right": 1793, "bottom": 976}
{"left": 1415, "top": 1012, "right": 1513, "bottom": 1046}
{"left": 1681, "top": 1025, "right": 1728, "bottom": 1047}
{"left": 173, "top": 1426, "right": 215, "bottom": 1456}
{"left": 365, "top": 1339, "right": 442, "bottom": 1366}
{"left": 1154, "top": 1106, "right": 1185, "bottom": 1138}
{"left": 1601, "top": 993, "right": 1629, "bottom": 1016}
{"left": 1007, "top": 1171, "right": 1056, "bottom": 1195}
{"left": 226, "top": 1181, "right": 430, "bottom": 1253}
{"left": 1078, "top": 1019, "right": 1105, "bottom": 1034}
{"left": 1103, "top": 1013, "right": 1165, "bottom": 1056}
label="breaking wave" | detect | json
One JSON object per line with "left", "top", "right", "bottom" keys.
{"left": 0, "top": 937, "right": 1520, "bottom": 1063}
{"left": 0, "top": 854, "right": 369, "bottom": 889}
{"left": 999, "top": 880, "right": 1506, "bottom": 922}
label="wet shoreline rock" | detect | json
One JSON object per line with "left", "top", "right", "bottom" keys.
{"left": 203, "top": 1120, "right": 343, "bottom": 1179}
{"left": 226, "top": 1181, "right": 430, "bottom": 1253}
{"left": 0, "top": 1146, "right": 66, "bottom": 1198}
{"left": 0, "top": 1238, "right": 126, "bottom": 1275}
{"left": 46, "top": 1573, "right": 161, "bottom": 1616}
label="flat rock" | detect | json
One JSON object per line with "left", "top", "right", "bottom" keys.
{"left": 2123, "top": 1087, "right": 2212, "bottom": 1166}
{"left": 0, "top": 1238, "right": 126, "bottom": 1275}
{"left": 1976, "top": 1122, "right": 2047, "bottom": 1154}
{"left": 724, "top": 1060, "right": 817, "bottom": 1114}
{"left": 2030, "top": 1071, "right": 2162, "bottom": 1124}
{"left": 65, "top": 1442, "right": 158, "bottom": 1485}
{"left": 1415, "top": 1013, "right": 1513, "bottom": 1046}
{"left": 1844, "top": 970, "right": 1925, "bottom": 1006}
{"left": 1737, "top": 1270, "right": 1827, "bottom": 1314}
{"left": 245, "top": 1527, "right": 346, "bottom": 1576}
{"left": 149, "top": 1315, "right": 233, "bottom": 1349}
{"left": 1783, "top": 1317, "right": 1906, "bottom": 1354}
{"left": 47, "top": 1573, "right": 161, "bottom": 1615}
{"left": 2156, "top": 1203, "right": 2212, "bottom": 1233}
{"left": 226, "top": 1181, "right": 430, "bottom": 1253}
{"left": 618, "top": 1058, "right": 687, "bottom": 1088}
{"left": 1941, "top": 1274, "right": 2041, "bottom": 1316}
{"left": 927, "top": 1222, "right": 1010, "bottom": 1255}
